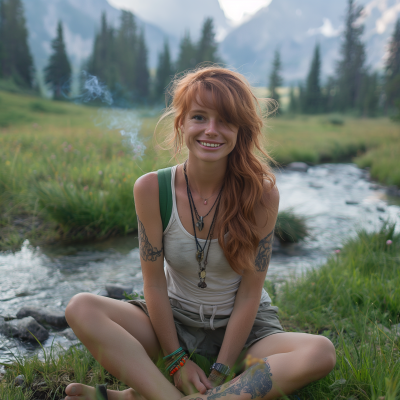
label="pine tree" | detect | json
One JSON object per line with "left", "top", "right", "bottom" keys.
{"left": 335, "top": 0, "right": 366, "bottom": 111}
{"left": 268, "top": 50, "right": 283, "bottom": 104}
{"left": 196, "top": 18, "right": 218, "bottom": 64}
{"left": 0, "top": 0, "right": 34, "bottom": 87}
{"left": 0, "top": 0, "right": 4, "bottom": 78}
{"left": 134, "top": 29, "right": 149, "bottom": 100}
{"left": 359, "top": 72, "right": 379, "bottom": 116}
{"left": 304, "top": 44, "right": 322, "bottom": 113}
{"left": 176, "top": 31, "right": 196, "bottom": 73}
{"left": 385, "top": 18, "right": 400, "bottom": 109}
{"left": 116, "top": 10, "right": 137, "bottom": 95}
{"left": 87, "top": 13, "right": 116, "bottom": 91}
{"left": 154, "top": 40, "right": 172, "bottom": 102}
{"left": 44, "top": 21, "right": 72, "bottom": 99}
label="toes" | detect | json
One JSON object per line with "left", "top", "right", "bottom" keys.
{"left": 66, "top": 383, "right": 80, "bottom": 396}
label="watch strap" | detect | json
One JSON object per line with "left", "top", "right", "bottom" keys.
{"left": 210, "top": 362, "right": 230, "bottom": 376}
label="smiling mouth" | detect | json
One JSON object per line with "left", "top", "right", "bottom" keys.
{"left": 198, "top": 141, "right": 223, "bottom": 148}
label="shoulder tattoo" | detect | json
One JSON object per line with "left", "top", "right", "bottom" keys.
{"left": 137, "top": 216, "right": 163, "bottom": 262}
{"left": 255, "top": 230, "right": 274, "bottom": 272}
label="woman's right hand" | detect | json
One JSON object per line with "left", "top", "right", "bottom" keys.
{"left": 173, "top": 359, "right": 213, "bottom": 395}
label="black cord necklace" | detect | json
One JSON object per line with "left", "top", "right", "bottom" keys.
{"left": 183, "top": 161, "right": 223, "bottom": 288}
{"left": 183, "top": 160, "right": 223, "bottom": 231}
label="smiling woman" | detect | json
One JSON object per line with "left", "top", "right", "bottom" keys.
{"left": 63, "top": 67, "right": 335, "bottom": 400}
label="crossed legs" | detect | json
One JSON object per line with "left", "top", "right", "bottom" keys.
{"left": 64, "top": 293, "right": 336, "bottom": 400}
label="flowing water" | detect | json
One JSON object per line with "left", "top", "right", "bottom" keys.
{"left": 1, "top": 163, "right": 400, "bottom": 364}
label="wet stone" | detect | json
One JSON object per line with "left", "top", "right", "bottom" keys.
{"left": 387, "top": 186, "right": 400, "bottom": 197}
{"left": 57, "top": 327, "right": 78, "bottom": 341}
{"left": 286, "top": 162, "right": 309, "bottom": 172}
{"left": 2, "top": 316, "right": 49, "bottom": 342}
{"left": 14, "top": 374, "right": 25, "bottom": 387}
{"left": 16, "top": 306, "right": 68, "bottom": 328}
{"left": 345, "top": 200, "right": 359, "bottom": 205}
{"left": 106, "top": 284, "right": 133, "bottom": 299}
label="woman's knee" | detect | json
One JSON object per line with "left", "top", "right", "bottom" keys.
{"left": 65, "top": 292, "right": 100, "bottom": 326}
{"left": 307, "top": 335, "right": 336, "bottom": 378}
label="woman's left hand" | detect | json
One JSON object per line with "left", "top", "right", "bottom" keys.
{"left": 174, "top": 359, "right": 213, "bottom": 395}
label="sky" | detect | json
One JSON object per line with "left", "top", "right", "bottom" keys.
{"left": 107, "top": 0, "right": 273, "bottom": 34}
{"left": 217, "top": 0, "right": 272, "bottom": 24}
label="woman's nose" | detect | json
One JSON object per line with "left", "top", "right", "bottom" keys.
{"left": 205, "top": 118, "right": 218, "bottom": 135}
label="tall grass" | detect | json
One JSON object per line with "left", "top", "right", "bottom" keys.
{"left": 266, "top": 223, "right": 400, "bottom": 399}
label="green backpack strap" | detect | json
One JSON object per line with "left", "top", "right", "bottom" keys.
{"left": 157, "top": 167, "right": 173, "bottom": 232}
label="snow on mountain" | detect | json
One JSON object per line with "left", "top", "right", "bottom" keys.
{"left": 220, "top": 0, "right": 400, "bottom": 85}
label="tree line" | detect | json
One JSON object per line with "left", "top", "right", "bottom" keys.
{"left": 0, "top": 0, "right": 219, "bottom": 104}
{"left": 0, "top": 0, "right": 399, "bottom": 115}
{"left": 268, "top": 0, "right": 400, "bottom": 117}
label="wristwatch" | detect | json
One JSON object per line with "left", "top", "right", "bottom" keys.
{"left": 210, "top": 362, "right": 231, "bottom": 376}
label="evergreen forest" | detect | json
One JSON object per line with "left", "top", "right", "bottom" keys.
{"left": 0, "top": 0, "right": 399, "bottom": 116}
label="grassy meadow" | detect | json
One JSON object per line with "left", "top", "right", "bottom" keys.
{"left": 1, "top": 225, "right": 399, "bottom": 399}
{"left": 0, "top": 89, "right": 399, "bottom": 251}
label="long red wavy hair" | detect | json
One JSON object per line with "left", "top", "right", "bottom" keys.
{"left": 158, "top": 66, "right": 277, "bottom": 274}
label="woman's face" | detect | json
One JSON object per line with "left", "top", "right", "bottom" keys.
{"left": 181, "top": 92, "right": 239, "bottom": 163}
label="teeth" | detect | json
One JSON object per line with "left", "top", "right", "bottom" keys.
{"left": 200, "top": 142, "right": 221, "bottom": 148}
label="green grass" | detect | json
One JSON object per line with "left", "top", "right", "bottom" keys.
{"left": 274, "top": 210, "right": 308, "bottom": 243}
{"left": 1, "top": 226, "right": 399, "bottom": 399}
{"left": 0, "top": 90, "right": 399, "bottom": 250}
{"left": 265, "top": 223, "right": 400, "bottom": 399}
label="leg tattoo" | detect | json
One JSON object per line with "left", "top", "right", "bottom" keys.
{"left": 201, "top": 357, "right": 273, "bottom": 399}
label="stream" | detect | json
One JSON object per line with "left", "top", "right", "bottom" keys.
{"left": 1, "top": 163, "right": 400, "bottom": 365}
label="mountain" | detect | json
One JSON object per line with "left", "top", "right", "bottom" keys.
{"left": 220, "top": 0, "right": 400, "bottom": 85}
{"left": 22, "top": 0, "right": 178, "bottom": 71}
{"left": 108, "top": 0, "right": 230, "bottom": 41}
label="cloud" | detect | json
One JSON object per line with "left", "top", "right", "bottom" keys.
{"left": 218, "top": 0, "right": 272, "bottom": 25}
{"left": 376, "top": 2, "right": 400, "bottom": 34}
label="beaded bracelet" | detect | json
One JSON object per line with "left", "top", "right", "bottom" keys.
{"left": 165, "top": 350, "right": 186, "bottom": 368}
{"left": 168, "top": 355, "right": 188, "bottom": 376}
{"left": 166, "top": 352, "right": 186, "bottom": 372}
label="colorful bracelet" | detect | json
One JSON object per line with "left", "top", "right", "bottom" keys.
{"left": 163, "top": 347, "right": 184, "bottom": 360}
{"left": 168, "top": 355, "right": 188, "bottom": 376}
{"left": 166, "top": 352, "right": 187, "bottom": 372}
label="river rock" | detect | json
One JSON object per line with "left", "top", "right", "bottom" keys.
{"left": 57, "top": 327, "right": 78, "bottom": 341}
{"left": 106, "top": 284, "right": 133, "bottom": 299}
{"left": 16, "top": 306, "right": 67, "bottom": 328}
{"left": 286, "top": 162, "right": 309, "bottom": 172}
{"left": 345, "top": 200, "right": 359, "bottom": 205}
{"left": 14, "top": 374, "right": 25, "bottom": 387}
{"left": 387, "top": 186, "right": 400, "bottom": 197}
{"left": 392, "top": 323, "right": 400, "bottom": 337}
{"left": 2, "top": 317, "right": 49, "bottom": 342}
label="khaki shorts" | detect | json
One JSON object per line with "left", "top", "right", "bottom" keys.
{"left": 128, "top": 299, "right": 285, "bottom": 358}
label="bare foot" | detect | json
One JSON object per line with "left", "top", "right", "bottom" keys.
{"left": 65, "top": 383, "right": 146, "bottom": 400}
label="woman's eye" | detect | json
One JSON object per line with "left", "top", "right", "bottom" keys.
{"left": 193, "top": 115, "right": 204, "bottom": 121}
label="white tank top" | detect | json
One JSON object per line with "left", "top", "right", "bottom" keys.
{"left": 163, "top": 165, "right": 271, "bottom": 328}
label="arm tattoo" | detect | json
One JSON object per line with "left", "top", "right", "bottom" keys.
{"left": 255, "top": 230, "right": 274, "bottom": 272}
{"left": 198, "top": 358, "right": 273, "bottom": 400}
{"left": 137, "top": 216, "right": 163, "bottom": 262}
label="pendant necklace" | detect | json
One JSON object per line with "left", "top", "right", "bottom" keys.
{"left": 183, "top": 161, "right": 223, "bottom": 288}
{"left": 183, "top": 161, "right": 223, "bottom": 231}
